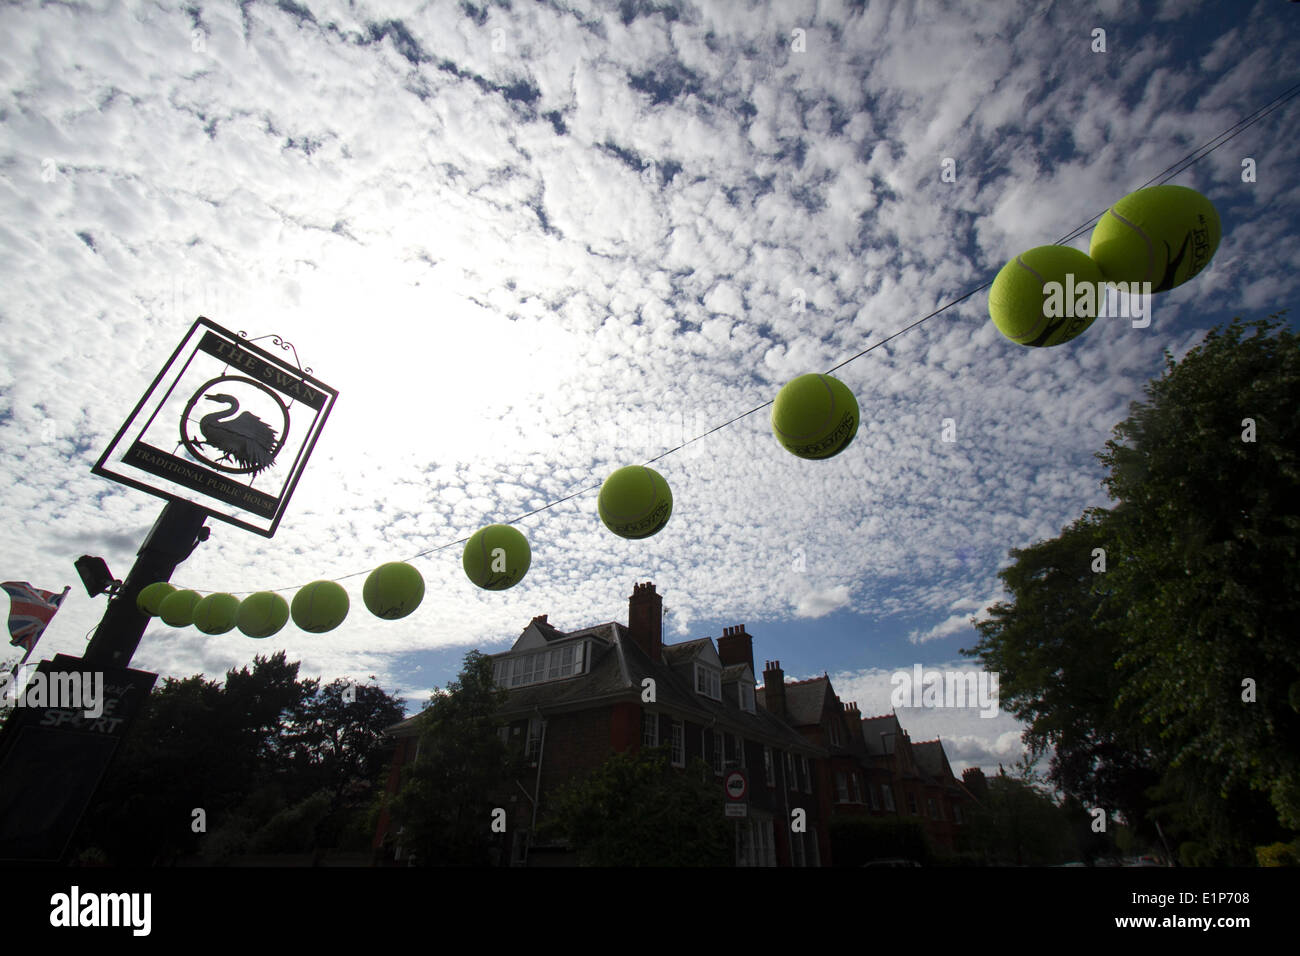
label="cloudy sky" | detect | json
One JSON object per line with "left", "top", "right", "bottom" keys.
{"left": 2, "top": 0, "right": 1297, "bottom": 776}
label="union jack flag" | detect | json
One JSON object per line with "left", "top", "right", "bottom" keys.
{"left": 1, "top": 581, "right": 70, "bottom": 652}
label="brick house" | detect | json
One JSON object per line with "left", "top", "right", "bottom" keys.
{"left": 374, "top": 582, "right": 828, "bottom": 866}
{"left": 858, "top": 712, "right": 977, "bottom": 852}
{"left": 755, "top": 669, "right": 980, "bottom": 857}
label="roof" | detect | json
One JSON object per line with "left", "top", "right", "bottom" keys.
{"left": 911, "top": 739, "right": 952, "bottom": 781}
{"left": 385, "top": 619, "right": 821, "bottom": 755}
{"left": 720, "top": 663, "right": 753, "bottom": 682}
{"left": 860, "top": 714, "right": 904, "bottom": 755}
{"left": 660, "top": 637, "right": 711, "bottom": 663}
{"left": 618, "top": 634, "right": 819, "bottom": 755}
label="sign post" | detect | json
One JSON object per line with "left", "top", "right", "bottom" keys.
{"left": 0, "top": 317, "right": 337, "bottom": 862}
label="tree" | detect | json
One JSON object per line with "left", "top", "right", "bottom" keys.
{"left": 962, "top": 761, "right": 1073, "bottom": 865}
{"left": 542, "top": 746, "right": 731, "bottom": 866}
{"left": 965, "top": 314, "right": 1300, "bottom": 861}
{"left": 386, "top": 650, "right": 517, "bottom": 866}
{"left": 1098, "top": 315, "right": 1300, "bottom": 835}
{"left": 68, "top": 652, "right": 405, "bottom": 864}
{"left": 281, "top": 678, "right": 406, "bottom": 850}
{"left": 964, "top": 508, "right": 1162, "bottom": 837}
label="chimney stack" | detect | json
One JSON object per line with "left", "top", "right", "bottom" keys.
{"left": 717, "top": 624, "right": 755, "bottom": 675}
{"left": 962, "top": 766, "right": 989, "bottom": 800}
{"left": 627, "top": 582, "right": 663, "bottom": 663}
{"left": 762, "top": 660, "right": 786, "bottom": 719}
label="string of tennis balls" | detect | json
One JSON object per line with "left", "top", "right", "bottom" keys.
{"left": 140, "top": 183, "right": 1221, "bottom": 640}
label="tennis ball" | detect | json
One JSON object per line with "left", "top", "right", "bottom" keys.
{"left": 137, "top": 581, "right": 177, "bottom": 616}
{"left": 364, "top": 562, "right": 425, "bottom": 620}
{"left": 192, "top": 592, "right": 241, "bottom": 635}
{"left": 291, "top": 581, "right": 350, "bottom": 633}
{"left": 1089, "top": 184, "right": 1220, "bottom": 292}
{"left": 598, "top": 466, "right": 673, "bottom": 539}
{"left": 463, "top": 524, "right": 532, "bottom": 590}
{"left": 238, "top": 591, "right": 289, "bottom": 639}
{"left": 158, "top": 589, "right": 202, "bottom": 627}
{"left": 771, "top": 374, "right": 860, "bottom": 460}
{"left": 988, "top": 246, "right": 1106, "bottom": 347}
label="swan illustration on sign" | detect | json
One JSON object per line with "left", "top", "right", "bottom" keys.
{"left": 180, "top": 376, "right": 290, "bottom": 476}
{"left": 196, "top": 394, "right": 278, "bottom": 473}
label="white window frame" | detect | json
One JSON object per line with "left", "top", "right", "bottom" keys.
{"left": 882, "top": 784, "right": 896, "bottom": 812}
{"left": 740, "top": 682, "right": 756, "bottom": 713}
{"left": 642, "top": 710, "right": 659, "bottom": 748}
{"left": 850, "top": 773, "right": 862, "bottom": 804}
{"left": 713, "top": 730, "right": 725, "bottom": 775}
{"left": 829, "top": 721, "right": 842, "bottom": 747}
{"left": 671, "top": 720, "right": 684, "bottom": 767}
{"left": 735, "top": 734, "right": 746, "bottom": 769}
{"left": 526, "top": 717, "right": 545, "bottom": 762}
{"left": 785, "top": 752, "right": 796, "bottom": 790}
{"left": 501, "top": 641, "right": 587, "bottom": 689}
{"left": 801, "top": 755, "right": 811, "bottom": 793}
{"left": 763, "top": 746, "right": 774, "bottom": 786}
{"left": 695, "top": 663, "right": 721, "bottom": 701}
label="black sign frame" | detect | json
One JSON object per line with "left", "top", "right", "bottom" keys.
{"left": 92, "top": 317, "right": 338, "bottom": 538}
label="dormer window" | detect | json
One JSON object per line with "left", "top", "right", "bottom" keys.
{"left": 494, "top": 640, "right": 587, "bottom": 689}
{"left": 694, "top": 663, "right": 721, "bottom": 701}
{"left": 829, "top": 721, "right": 842, "bottom": 747}
{"left": 740, "top": 681, "right": 756, "bottom": 713}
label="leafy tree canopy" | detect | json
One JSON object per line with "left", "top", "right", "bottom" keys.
{"left": 542, "top": 746, "right": 731, "bottom": 866}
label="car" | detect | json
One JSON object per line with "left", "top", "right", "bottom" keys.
{"left": 862, "top": 858, "right": 922, "bottom": 867}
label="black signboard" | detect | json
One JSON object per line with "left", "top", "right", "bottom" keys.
{"left": 0, "top": 655, "right": 157, "bottom": 862}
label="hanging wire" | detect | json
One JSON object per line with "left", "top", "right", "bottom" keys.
{"left": 182, "top": 81, "right": 1300, "bottom": 597}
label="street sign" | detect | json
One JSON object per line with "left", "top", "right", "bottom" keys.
{"left": 724, "top": 803, "right": 748, "bottom": 818}
{"left": 92, "top": 317, "right": 337, "bottom": 537}
{"left": 724, "top": 769, "right": 748, "bottom": 801}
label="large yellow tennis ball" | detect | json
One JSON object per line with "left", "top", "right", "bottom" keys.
{"left": 158, "top": 589, "right": 202, "bottom": 627}
{"left": 291, "top": 581, "right": 350, "bottom": 633}
{"left": 463, "top": 524, "right": 532, "bottom": 589}
{"left": 363, "top": 562, "right": 425, "bottom": 620}
{"left": 1089, "top": 184, "right": 1220, "bottom": 292}
{"left": 988, "top": 246, "right": 1106, "bottom": 347}
{"left": 192, "top": 592, "right": 241, "bottom": 635}
{"left": 137, "top": 581, "right": 176, "bottom": 616}
{"left": 598, "top": 466, "right": 673, "bottom": 539}
{"left": 237, "top": 591, "right": 289, "bottom": 638}
{"left": 771, "top": 373, "right": 860, "bottom": 459}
